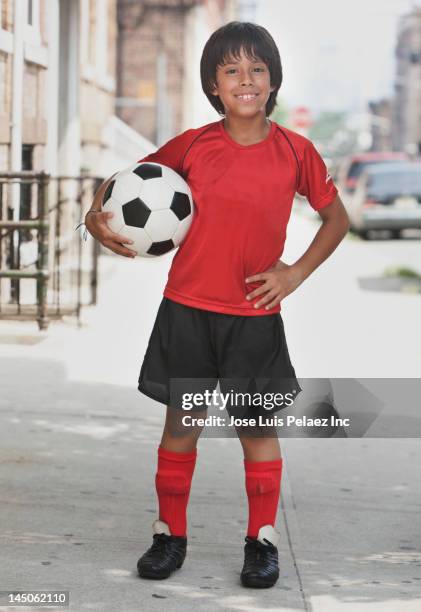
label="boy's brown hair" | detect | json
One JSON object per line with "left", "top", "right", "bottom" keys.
{"left": 200, "top": 21, "right": 283, "bottom": 117}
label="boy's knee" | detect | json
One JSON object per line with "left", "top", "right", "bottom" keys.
{"left": 156, "top": 470, "right": 191, "bottom": 495}
{"left": 164, "top": 406, "right": 206, "bottom": 440}
{"left": 245, "top": 471, "right": 280, "bottom": 496}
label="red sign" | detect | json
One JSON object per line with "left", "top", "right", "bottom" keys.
{"left": 290, "top": 106, "right": 313, "bottom": 129}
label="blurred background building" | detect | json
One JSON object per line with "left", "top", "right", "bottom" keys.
{"left": 0, "top": 0, "right": 121, "bottom": 178}
{"left": 0, "top": 0, "right": 420, "bottom": 326}
{"left": 368, "top": 99, "right": 393, "bottom": 152}
{"left": 392, "top": 6, "right": 421, "bottom": 155}
{"left": 0, "top": 0, "right": 246, "bottom": 177}
{"left": 1, "top": 0, "right": 421, "bottom": 178}
{"left": 0, "top": 0, "right": 243, "bottom": 323}
{"left": 116, "top": 0, "right": 238, "bottom": 146}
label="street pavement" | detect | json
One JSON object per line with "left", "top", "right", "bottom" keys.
{"left": 0, "top": 210, "right": 421, "bottom": 611}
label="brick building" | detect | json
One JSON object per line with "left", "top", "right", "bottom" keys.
{"left": 0, "top": 0, "right": 154, "bottom": 313}
{"left": 0, "top": 0, "right": 244, "bottom": 315}
{"left": 116, "top": 0, "right": 238, "bottom": 144}
{"left": 0, "top": 0, "right": 122, "bottom": 176}
{"left": 368, "top": 98, "right": 393, "bottom": 152}
{"left": 392, "top": 7, "right": 421, "bottom": 155}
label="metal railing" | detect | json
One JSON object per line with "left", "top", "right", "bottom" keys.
{"left": 0, "top": 172, "right": 102, "bottom": 330}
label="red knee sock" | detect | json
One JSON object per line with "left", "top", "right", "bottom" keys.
{"left": 155, "top": 445, "right": 197, "bottom": 537}
{"left": 244, "top": 458, "right": 283, "bottom": 538}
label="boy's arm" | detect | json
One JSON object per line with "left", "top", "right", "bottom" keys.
{"left": 246, "top": 138, "right": 350, "bottom": 309}
{"left": 87, "top": 173, "right": 117, "bottom": 214}
{"left": 289, "top": 194, "right": 350, "bottom": 283}
{"left": 245, "top": 195, "right": 350, "bottom": 310}
{"left": 85, "top": 173, "right": 138, "bottom": 258}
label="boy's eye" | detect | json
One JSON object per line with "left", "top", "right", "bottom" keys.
{"left": 226, "top": 67, "right": 265, "bottom": 74}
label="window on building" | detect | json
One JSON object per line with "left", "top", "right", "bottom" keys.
{"left": 81, "top": 0, "right": 89, "bottom": 65}
{"left": 20, "top": 145, "right": 34, "bottom": 242}
{"left": 25, "top": 0, "right": 40, "bottom": 45}
{"left": 0, "top": 54, "right": 5, "bottom": 112}
{"left": 88, "top": 0, "right": 96, "bottom": 65}
{"left": 27, "top": 0, "right": 33, "bottom": 25}
{"left": 82, "top": 0, "right": 110, "bottom": 82}
{"left": 96, "top": 0, "right": 108, "bottom": 77}
{"left": 0, "top": 0, "right": 7, "bottom": 30}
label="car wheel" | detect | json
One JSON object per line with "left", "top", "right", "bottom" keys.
{"left": 390, "top": 229, "right": 401, "bottom": 240}
{"left": 349, "top": 225, "right": 361, "bottom": 237}
{"left": 359, "top": 230, "right": 370, "bottom": 240}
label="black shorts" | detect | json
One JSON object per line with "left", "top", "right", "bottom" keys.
{"left": 138, "top": 297, "right": 302, "bottom": 420}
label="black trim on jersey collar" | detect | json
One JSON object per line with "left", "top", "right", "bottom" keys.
{"left": 181, "top": 123, "right": 217, "bottom": 176}
{"left": 275, "top": 125, "right": 301, "bottom": 192}
{"left": 181, "top": 121, "right": 301, "bottom": 192}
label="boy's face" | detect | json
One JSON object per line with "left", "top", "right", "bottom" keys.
{"left": 211, "top": 47, "right": 275, "bottom": 118}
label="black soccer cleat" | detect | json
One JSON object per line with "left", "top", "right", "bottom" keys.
{"left": 137, "top": 520, "right": 187, "bottom": 580}
{"left": 240, "top": 524, "right": 280, "bottom": 588}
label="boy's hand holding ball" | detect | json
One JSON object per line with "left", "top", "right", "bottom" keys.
{"left": 84, "top": 172, "right": 137, "bottom": 258}
{"left": 85, "top": 209, "right": 137, "bottom": 258}
{"left": 86, "top": 163, "right": 194, "bottom": 259}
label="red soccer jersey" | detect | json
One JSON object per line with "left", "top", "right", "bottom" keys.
{"left": 137, "top": 119, "right": 338, "bottom": 316}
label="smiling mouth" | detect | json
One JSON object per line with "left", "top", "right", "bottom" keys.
{"left": 235, "top": 94, "right": 259, "bottom": 102}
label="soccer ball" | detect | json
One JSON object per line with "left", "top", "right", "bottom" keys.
{"left": 102, "top": 162, "right": 194, "bottom": 257}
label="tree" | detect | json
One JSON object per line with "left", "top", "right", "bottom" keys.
{"left": 270, "top": 96, "right": 289, "bottom": 126}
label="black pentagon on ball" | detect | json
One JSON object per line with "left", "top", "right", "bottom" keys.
{"left": 170, "top": 192, "right": 191, "bottom": 221}
{"left": 102, "top": 180, "right": 115, "bottom": 205}
{"left": 147, "top": 240, "right": 175, "bottom": 256}
{"left": 133, "top": 163, "right": 162, "bottom": 180}
{"left": 122, "top": 197, "right": 151, "bottom": 228}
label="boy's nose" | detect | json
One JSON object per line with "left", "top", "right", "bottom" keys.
{"left": 240, "top": 74, "right": 254, "bottom": 86}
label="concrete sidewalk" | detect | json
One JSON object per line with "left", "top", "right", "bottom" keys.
{"left": 0, "top": 274, "right": 306, "bottom": 611}
{"left": 1, "top": 221, "right": 421, "bottom": 611}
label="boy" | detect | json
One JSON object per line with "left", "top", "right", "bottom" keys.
{"left": 86, "top": 22, "right": 349, "bottom": 588}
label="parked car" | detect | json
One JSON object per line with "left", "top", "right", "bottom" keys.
{"left": 336, "top": 152, "right": 409, "bottom": 194}
{"left": 347, "top": 161, "right": 421, "bottom": 239}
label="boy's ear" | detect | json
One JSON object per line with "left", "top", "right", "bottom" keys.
{"left": 211, "top": 82, "right": 219, "bottom": 96}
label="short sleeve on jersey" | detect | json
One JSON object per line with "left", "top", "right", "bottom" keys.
{"left": 137, "top": 129, "right": 194, "bottom": 178}
{"left": 297, "top": 141, "right": 338, "bottom": 210}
